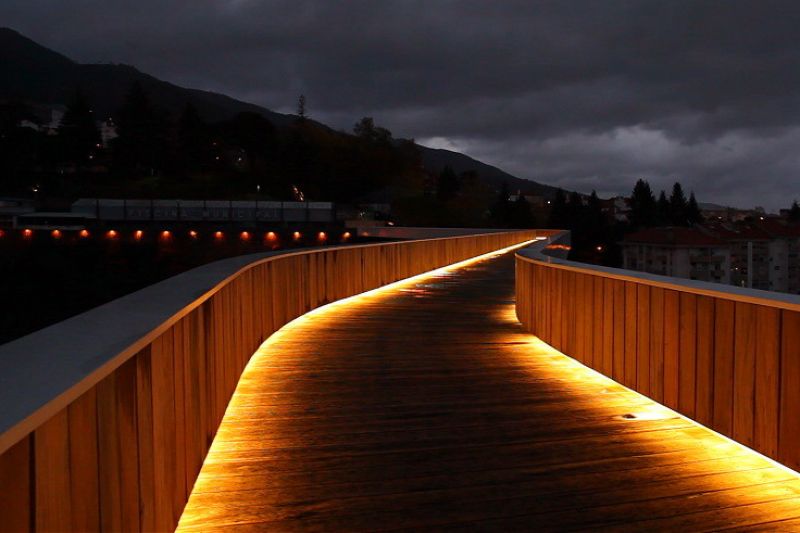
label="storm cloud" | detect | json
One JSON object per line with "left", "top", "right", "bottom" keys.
{"left": 3, "top": 0, "right": 800, "bottom": 209}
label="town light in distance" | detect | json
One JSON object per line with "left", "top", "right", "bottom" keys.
{"left": 189, "top": 230, "right": 198, "bottom": 239}
{"left": 51, "top": 229, "right": 61, "bottom": 239}
{"left": 134, "top": 230, "right": 144, "bottom": 241}
{"left": 22, "top": 229, "right": 33, "bottom": 238}
{"left": 79, "top": 229, "right": 90, "bottom": 238}
{"left": 214, "top": 231, "right": 224, "bottom": 240}
{"left": 293, "top": 231, "right": 301, "bottom": 241}
{"left": 265, "top": 231, "right": 277, "bottom": 242}
{"left": 240, "top": 231, "right": 250, "bottom": 241}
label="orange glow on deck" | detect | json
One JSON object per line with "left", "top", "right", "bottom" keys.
{"left": 189, "top": 230, "right": 198, "bottom": 239}
{"left": 22, "top": 229, "right": 32, "bottom": 238}
{"left": 0, "top": 229, "right": 4, "bottom": 238}
{"left": 265, "top": 231, "right": 277, "bottom": 242}
{"left": 79, "top": 229, "right": 90, "bottom": 238}
{"left": 180, "top": 237, "right": 800, "bottom": 530}
{"left": 106, "top": 230, "right": 117, "bottom": 239}
{"left": 292, "top": 231, "right": 301, "bottom": 241}
{"left": 240, "top": 231, "right": 250, "bottom": 241}
{"left": 160, "top": 230, "right": 171, "bottom": 240}
{"left": 134, "top": 230, "right": 144, "bottom": 240}
{"left": 317, "top": 231, "right": 327, "bottom": 242}
{"left": 51, "top": 229, "right": 61, "bottom": 239}
{"left": 342, "top": 231, "right": 351, "bottom": 241}
{"left": 214, "top": 231, "right": 224, "bottom": 240}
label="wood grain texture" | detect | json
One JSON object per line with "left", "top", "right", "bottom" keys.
{"left": 177, "top": 251, "right": 800, "bottom": 532}
{"left": 518, "top": 254, "right": 800, "bottom": 480}
{"left": 0, "top": 230, "right": 537, "bottom": 532}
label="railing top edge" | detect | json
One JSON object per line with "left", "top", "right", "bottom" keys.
{"left": 0, "top": 228, "right": 535, "bottom": 454}
{"left": 516, "top": 230, "right": 800, "bottom": 311}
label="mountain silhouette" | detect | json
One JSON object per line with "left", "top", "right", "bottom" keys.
{"left": 0, "top": 27, "right": 556, "bottom": 196}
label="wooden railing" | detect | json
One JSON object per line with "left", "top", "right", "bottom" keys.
{"left": 516, "top": 231, "right": 800, "bottom": 472}
{"left": 0, "top": 229, "right": 538, "bottom": 532}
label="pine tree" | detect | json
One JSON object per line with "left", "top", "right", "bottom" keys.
{"left": 669, "top": 182, "right": 688, "bottom": 226}
{"left": 547, "top": 189, "right": 568, "bottom": 228}
{"left": 789, "top": 200, "right": 800, "bottom": 222}
{"left": 177, "top": 103, "right": 207, "bottom": 170}
{"left": 58, "top": 89, "right": 99, "bottom": 165}
{"left": 436, "top": 165, "right": 460, "bottom": 202}
{"left": 510, "top": 194, "right": 535, "bottom": 228}
{"left": 629, "top": 179, "right": 656, "bottom": 228}
{"left": 114, "top": 82, "right": 168, "bottom": 174}
{"left": 490, "top": 182, "right": 512, "bottom": 227}
{"left": 686, "top": 192, "right": 703, "bottom": 225}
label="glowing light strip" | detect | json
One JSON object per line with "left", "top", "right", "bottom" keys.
{"left": 542, "top": 337, "right": 800, "bottom": 479}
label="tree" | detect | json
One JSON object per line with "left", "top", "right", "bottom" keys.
{"left": 353, "top": 117, "right": 392, "bottom": 144}
{"left": 656, "top": 190, "right": 670, "bottom": 225}
{"left": 510, "top": 193, "right": 536, "bottom": 228}
{"left": 177, "top": 102, "right": 208, "bottom": 170}
{"left": 669, "top": 182, "right": 688, "bottom": 225}
{"left": 58, "top": 89, "right": 99, "bottom": 165}
{"left": 114, "top": 82, "right": 169, "bottom": 174}
{"left": 629, "top": 179, "right": 656, "bottom": 228}
{"left": 547, "top": 188, "right": 568, "bottom": 228}
{"left": 489, "top": 182, "right": 512, "bottom": 227}
{"left": 789, "top": 200, "right": 800, "bottom": 222}
{"left": 436, "top": 165, "right": 460, "bottom": 202}
{"left": 297, "top": 94, "right": 307, "bottom": 121}
{"left": 686, "top": 191, "right": 703, "bottom": 225}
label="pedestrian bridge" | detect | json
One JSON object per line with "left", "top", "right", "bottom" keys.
{"left": 2, "top": 228, "right": 800, "bottom": 531}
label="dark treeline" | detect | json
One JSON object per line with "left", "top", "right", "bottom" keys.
{"left": 0, "top": 85, "right": 424, "bottom": 204}
{"left": 629, "top": 179, "right": 703, "bottom": 229}
{"left": 544, "top": 178, "right": 705, "bottom": 265}
{"left": 546, "top": 188, "right": 623, "bottom": 265}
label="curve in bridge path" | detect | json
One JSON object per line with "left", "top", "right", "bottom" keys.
{"left": 178, "top": 250, "right": 800, "bottom": 532}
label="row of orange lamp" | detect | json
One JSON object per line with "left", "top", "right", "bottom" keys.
{"left": 0, "top": 228, "right": 351, "bottom": 242}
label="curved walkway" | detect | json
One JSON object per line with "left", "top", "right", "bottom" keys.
{"left": 178, "top": 250, "right": 800, "bottom": 531}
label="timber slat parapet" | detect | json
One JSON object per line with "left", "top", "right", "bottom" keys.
{"left": 516, "top": 231, "right": 800, "bottom": 473}
{"left": 0, "top": 229, "right": 538, "bottom": 532}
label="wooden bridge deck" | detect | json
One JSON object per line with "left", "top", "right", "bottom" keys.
{"left": 178, "top": 250, "right": 800, "bottom": 532}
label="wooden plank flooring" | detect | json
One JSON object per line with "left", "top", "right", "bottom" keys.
{"left": 178, "top": 251, "right": 800, "bottom": 532}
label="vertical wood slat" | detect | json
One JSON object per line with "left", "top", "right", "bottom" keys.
{"left": 779, "top": 310, "right": 800, "bottom": 470}
{"left": 35, "top": 409, "right": 71, "bottom": 531}
{"left": 68, "top": 388, "right": 100, "bottom": 532}
{"left": 695, "top": 296, "right": 715, "bottom": 427}
{"left": 678, "top": 292, "right": 697, "bottom": 417}
{"left": 754, "top": 306, "right": 780, "bottom": 459}
{"left": 662, "top": 290, "right": 680, "bottom": 410}
{"left": 649, "top": 287, "right": 665, "bottom": 403}
{"left": 733, "top": 302, "right": 756, "bottom": 447}
{"left": 97, "top": 357, "right": 139, "bottom": 532}
{"left": 713, "top": 299, "right": 736, "bottom": 437}
{"left": 624, "top": 282, "right": 637, "bottom": 388}
{"left": 611, "top": 280, "right": 625, "bottom": 381}
{"left": 636, "top": 285, "right": 650, "bottom": 395}
{"left": 0, "top": 435, "right": 31, "bottom": 532}
{"left": 0, "top": 230, "right": 539, "bottom": 533}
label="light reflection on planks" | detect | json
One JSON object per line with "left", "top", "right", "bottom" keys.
{"left": 179, "top": 252, "right": 800, "bottom": 532}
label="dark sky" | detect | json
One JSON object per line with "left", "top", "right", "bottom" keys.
{"left": 4, "top": 1, "right": 800, "bottom": 210}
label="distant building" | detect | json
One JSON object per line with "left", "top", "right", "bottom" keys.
{"left": 622, "top": 227, "right": 731, "bottom": 284}
{"left": 623, "top": 219, "right": 800, "bottom": 293}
